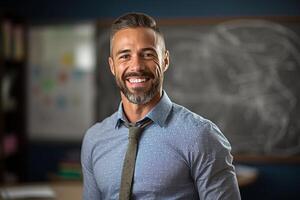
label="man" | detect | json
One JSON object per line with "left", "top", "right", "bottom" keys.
{"left": 81, "top": 12, "right": 241, "bottom": 200}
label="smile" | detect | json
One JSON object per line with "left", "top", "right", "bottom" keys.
{"left": 128, "top": 78, "right": 147, "bottom": 83}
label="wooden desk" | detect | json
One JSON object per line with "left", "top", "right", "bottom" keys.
{"left": 0, "top": 181, "right": 82, "bottom": 200}
{"left": 235, "top": 165, "right": 259, "bottom": 187}
{"left": 50, "top": 182, "right": 82, "bottom": 200}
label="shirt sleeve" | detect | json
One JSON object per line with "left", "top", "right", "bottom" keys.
{"left": 190, "top": 122, "right": 241, "bottom": 200}
{"left": 81, "top": 128, "right": 102, "bottom": 200}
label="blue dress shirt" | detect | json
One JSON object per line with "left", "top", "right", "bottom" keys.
{"left": 81, "top": 92, "right": 241, "bottom": 200}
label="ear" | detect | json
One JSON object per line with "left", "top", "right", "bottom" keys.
{"left": 163, "top": 50, "right": 170, "bottom": 72}
{"left": 108, "top": 56, "right": 115, "bottom": 76}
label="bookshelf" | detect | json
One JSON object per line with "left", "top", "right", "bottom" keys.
{"left": 0, "top": 15, "right": 27, "bottom": 183}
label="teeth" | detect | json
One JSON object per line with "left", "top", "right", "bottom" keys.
{"left": 129, "top": 78, "right": 146, "bottom": 83}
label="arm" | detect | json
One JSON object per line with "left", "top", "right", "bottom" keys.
{"left": 191, "top": 122, "right": 241, "bottom": 200}
{"left": 81, "top": 130, "right": 102, "bottom": 200}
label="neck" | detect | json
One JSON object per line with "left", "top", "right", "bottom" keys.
{"left": 121, "top": 91, "right": 162, "bottom": 123}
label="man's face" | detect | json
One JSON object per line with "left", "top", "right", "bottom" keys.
{"left": 109, "top": 27, "right": 169, "bottom": 104}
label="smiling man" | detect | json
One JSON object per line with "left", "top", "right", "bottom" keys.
{"left": 81, "top": 12, "right": 241, "bottom": 200}
{"left": 109, "top": 26, "right": 167, "bottom": 121}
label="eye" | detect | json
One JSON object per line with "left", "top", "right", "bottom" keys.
{"left": 119, "top": 54, "right": 130, "bottom": 60}
{"left": 142, "top": 52, "right": 155, "bottom": 59}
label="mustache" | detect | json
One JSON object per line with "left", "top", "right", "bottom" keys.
{"left": 123, "top": 70, "right": 155, "bottom": 79}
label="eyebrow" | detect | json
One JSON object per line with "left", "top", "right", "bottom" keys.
{"left": 141, "top": 47, "right": 157, "bottom": 53}
{"left": 115, "top": 47, "right": 158, "bottom": 57}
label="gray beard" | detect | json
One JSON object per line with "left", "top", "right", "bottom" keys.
{"left": 116, "top": 77, "right": 161, "bottom": 105}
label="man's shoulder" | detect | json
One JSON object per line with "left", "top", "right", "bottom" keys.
{"left": 84, "top": 111, "right": 118, "bottom": 139}
{"left": 171, "top": 102, "right": 210, "bottom": 128}
{"left": 171, "top": 102, "right": 231, "bottom": 152}
{"left": 81, "top": 111, "right": 119, "bottom": 156}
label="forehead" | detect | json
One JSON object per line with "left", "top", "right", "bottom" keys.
{"left": 111, "top": 27, "right": 158, "bottom": 54}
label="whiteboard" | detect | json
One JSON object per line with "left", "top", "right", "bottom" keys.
{"left": 27, "top": 23, "right": 96, "bottom": 141}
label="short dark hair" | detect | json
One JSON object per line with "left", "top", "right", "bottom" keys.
{"left": 110, "top": 12, "right": 165, "bottom": 54}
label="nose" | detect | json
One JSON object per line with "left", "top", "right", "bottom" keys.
{"left": 130, "top": 54, "right": 145, "bottom": 71}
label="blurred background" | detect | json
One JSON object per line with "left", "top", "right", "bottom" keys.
{"left": 0, "top": 0, "right": 300, "bottom": 199}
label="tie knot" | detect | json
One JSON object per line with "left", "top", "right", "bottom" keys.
{"left": 128, "top": 126, "right": 143, "bottom": 140}
{"left": 123, "top": 118, "right": 153, "bottom": 141}
{"left": 122, "top": 117, "right": 152, "bottom": 129}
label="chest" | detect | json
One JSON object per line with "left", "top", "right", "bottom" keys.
{"left": 92, "top": 132, "right": 193, "bottom": 196}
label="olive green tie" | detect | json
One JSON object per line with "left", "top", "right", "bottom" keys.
{"left": 119, "top": 118, "right": 152, "bottom": 200}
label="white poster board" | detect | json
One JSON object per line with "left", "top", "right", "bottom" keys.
{"left": 27, "top": 23, "right": 96, "bottom": 141}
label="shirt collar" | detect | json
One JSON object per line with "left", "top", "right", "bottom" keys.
{"left": 115, "top": 91, "right": 173, "bottom": 129}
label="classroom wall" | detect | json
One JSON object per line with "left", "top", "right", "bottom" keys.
{"left": 1, "top": 0, "right": 300, "bottom": 21}
{"left": 2, "top": 1, "right": 300, "bottom": 199}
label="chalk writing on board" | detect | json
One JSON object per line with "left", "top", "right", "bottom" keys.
{"left": 163, "top": 20, "right": 300, "bottom": 155}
